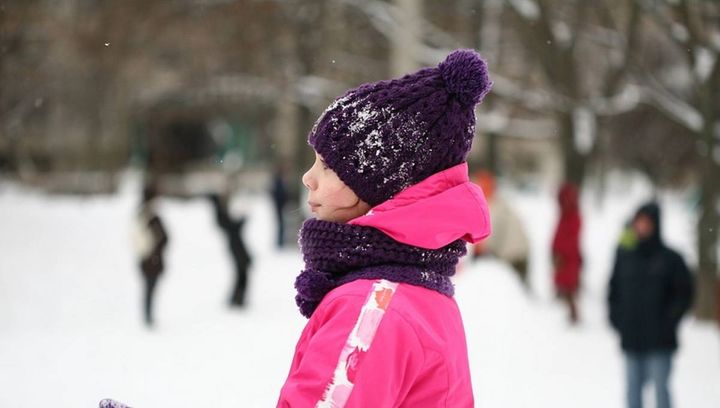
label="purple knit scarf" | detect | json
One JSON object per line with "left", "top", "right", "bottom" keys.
{"left": 294, "top": 218, "right": 466, "bottom": 318}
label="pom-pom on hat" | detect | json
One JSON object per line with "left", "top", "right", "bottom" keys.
{"left": 309, "top": 49, "right": 492, "bottom": 206}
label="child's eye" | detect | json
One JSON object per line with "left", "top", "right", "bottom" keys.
{"left": 320, "top": 160, "right": 329, "bottom": 170}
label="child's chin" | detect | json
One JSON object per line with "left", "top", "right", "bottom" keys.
{"left": 317, "top": 213, "right": 349, "bottom": 224}
{"left": 317, "top": 215, "right": 340, "bottom": 223}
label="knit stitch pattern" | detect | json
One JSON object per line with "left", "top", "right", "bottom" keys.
{"left": 295, "top": 218, "right": 466, "bottom": 318}
{"left": 98, "top": 399, "right": 131, "bottom": 408}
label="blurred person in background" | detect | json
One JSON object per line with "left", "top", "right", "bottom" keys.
{"left": 608, "top": 202, "right": 694, "bottom": 408}
{"left": 552, "top": 182, "right": 583, "bottom": 324}
{"left": 472, "top": 169, "right": 531, "bottom": 292}
{"left": 270, "top": 164, "right": 289, "bottom": 249}
{"left": 133, "top": 183, "right": 169, "bottom": 327}
{"left": 209, "top": 193, "right": 252, "bottom": 307}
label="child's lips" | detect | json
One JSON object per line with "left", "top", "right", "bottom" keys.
{"left": 308, "top": 202, "right": 320, "bottom": 212}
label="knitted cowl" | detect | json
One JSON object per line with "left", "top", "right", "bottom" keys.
{"left": 294, "top": 218, "right": 466, "bottom": 318}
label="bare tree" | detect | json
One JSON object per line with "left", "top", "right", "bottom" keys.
{"left": 506, "top": 0, "right": 644, "bottom": 185}
{"left": 635, "top": 0, "right": 720, "bottom": 320}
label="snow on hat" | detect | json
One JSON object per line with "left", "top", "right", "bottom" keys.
{"left": 308, "top": 49, "right": 492, "bottom": 206}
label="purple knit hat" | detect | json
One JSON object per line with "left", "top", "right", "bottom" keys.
{"left": 308, "top": 49, "right": 492, "bottom": 206}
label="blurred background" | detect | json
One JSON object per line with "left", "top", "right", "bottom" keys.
{"left": 1, "top": 0, "right": 719, "bottom": 407}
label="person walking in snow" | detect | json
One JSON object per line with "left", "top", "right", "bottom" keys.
{"left": 551, "top": 181, "right": 583, "bottom": 324}
{"left": 472, "top": 170, "right": 531, "bottom": 291}
{"left": 133, "top": 183, "right": 169, "bottom": 327}
{"left": 270, "top": 164, "right": 289, "bottom": 248}
{"left": 277, "top": 49, "right": 492, "bottom": 407}
{"left": 608, "top": 202, "right": 694, "bottom": 408}
{"left": 209, "top": 193, "right": 252, "bottom": 307}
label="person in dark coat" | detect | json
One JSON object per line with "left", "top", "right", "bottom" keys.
{"left": 271, "top": 165, "right": 289, "bottom": 248}
{"left": 608, "top": 202, "right": 694, "bottom": 408}
{"left": 135, "top": 185, "right": 168, "bottom": 327}
{"left": 552, "top": 182, "right": 582, "bottom": 324}
{"left": 209, "top": 193, "right": 252, "bottom": 307}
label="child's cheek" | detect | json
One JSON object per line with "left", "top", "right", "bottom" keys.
{"left": 327, "top": 184, "right": 358, "bottom": 208}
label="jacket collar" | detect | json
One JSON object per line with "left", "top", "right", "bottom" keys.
{"left": 349, "top": 162, "right": 492, "bottom": 249}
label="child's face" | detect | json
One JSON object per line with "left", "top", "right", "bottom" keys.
{"left": 302, "top": 152, "right": 370, "bottom": 223}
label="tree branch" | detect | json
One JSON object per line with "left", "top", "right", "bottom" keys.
{"left": 677, "top": 0, "right": 708, "bottom": 48}
{"left": 567, "top": 0, "right": 590, "bottom": 54}
{"left": 508, "top": 0, "right": 565, "bottom": 88}
{"left": 604, "top": 0, "right": 642, "bottom": 96}
{"left": 588, "top": 84, "right": 643, "bottom": 116}
{"left": 642, "top": 83, "right": 703, "bottom": 133}
{"left": 637, "top": 0, "right": 695, "bottom": 67}
{"left": 338, "top": 0, "right": 461, "bottom": 51}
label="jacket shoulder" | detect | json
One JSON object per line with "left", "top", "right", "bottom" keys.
{"left": 614, "top": 245, "right": 636, "bottom": 260}
{"left": 654, "top": 245, "right": 687, "bottom": 268}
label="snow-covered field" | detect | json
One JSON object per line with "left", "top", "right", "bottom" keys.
{"left": 1, "top": 173, "right": 718, "bottom": 408}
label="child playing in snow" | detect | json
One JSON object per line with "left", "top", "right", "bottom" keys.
{"left": 277, "top": 49, "right": 493, "bottom": 407}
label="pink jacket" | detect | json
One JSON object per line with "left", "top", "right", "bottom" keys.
{"left": 349, "top": 162, "right": 490, "bottom": 249}
{"left": 277, "top": 162, "right": 490, "bottom": 407}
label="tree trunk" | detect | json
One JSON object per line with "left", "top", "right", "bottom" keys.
{"left": 295, "top": 105, "right": 316, "bottom": 174}
{"left": 289, "top": 1, "right": 326, "bottom": 201}
{"left": 485, "top": 131, "right": 499, "bottom": 175}
{"left": 558, "top": 111, "right": 586, "bottom": 185}
{"left": 390, "top": 0, "right": 422, "bottom": 76}
{"left": 694, "top": 129, "right": 719, "bottom": 320}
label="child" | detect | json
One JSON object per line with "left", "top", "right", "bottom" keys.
{"left": 473, "top": 169, "right": 531, "bottom": 292}
{"left": 133, "top": 183, "right": 168, "bottom": 327}
{"left": 277, "top": 49, "right": 493, "bottom": 407}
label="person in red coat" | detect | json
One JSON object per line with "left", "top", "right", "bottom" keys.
{"left": 552, "top": 182, "right": 582, "bottom": 324}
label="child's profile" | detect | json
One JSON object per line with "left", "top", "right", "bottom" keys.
{"left": 278, "top": 49, "right": 493, "bottom": 407}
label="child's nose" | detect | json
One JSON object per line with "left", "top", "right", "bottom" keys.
{"left": 302, "top": 170, "right": 316, "bottom": 191}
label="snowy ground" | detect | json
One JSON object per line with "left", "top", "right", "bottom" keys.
{"left": 1, "top": 173, "right": 718, "bottom": 408}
